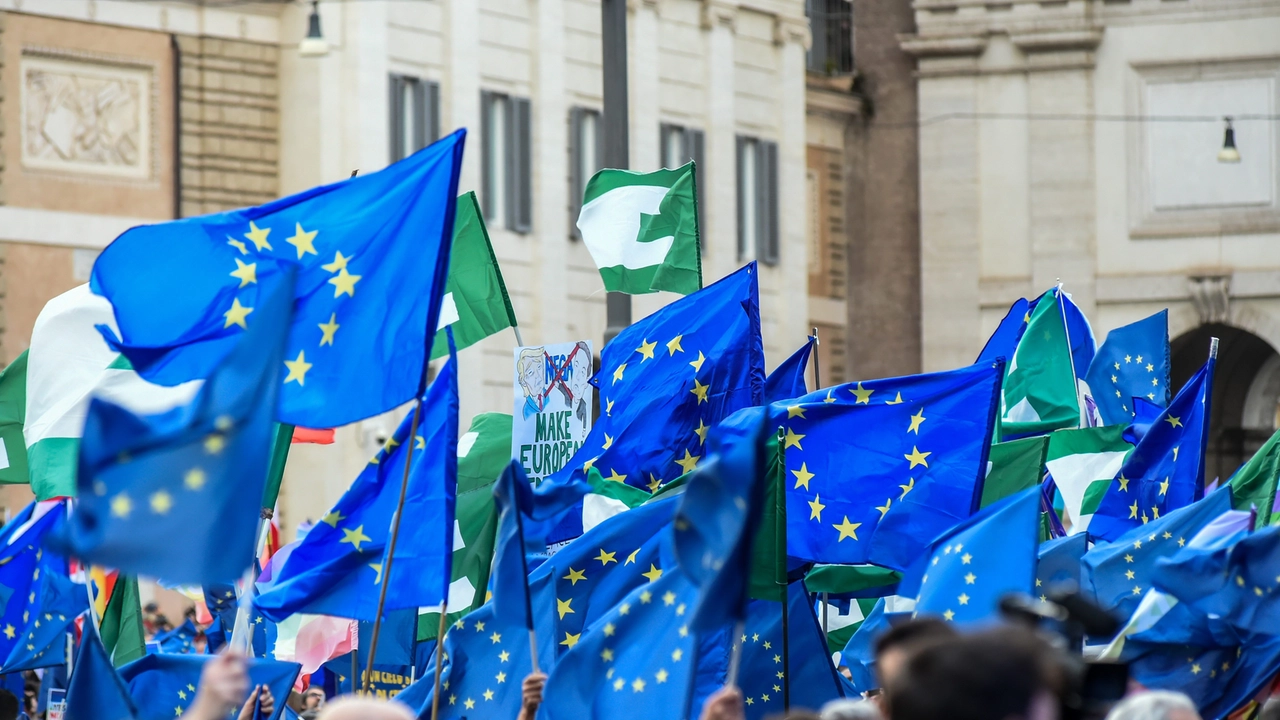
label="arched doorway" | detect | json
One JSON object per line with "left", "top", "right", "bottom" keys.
{"left": 1171, "top": 323, "right": 1280, "bottom": 484}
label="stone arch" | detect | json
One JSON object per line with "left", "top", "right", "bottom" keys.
{"left": 1171, "top": 319, "right": 1280, "bottom": 483}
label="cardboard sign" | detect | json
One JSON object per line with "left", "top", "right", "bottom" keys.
{"left": 512, "top": 341, "right": 593, "bottom": 483}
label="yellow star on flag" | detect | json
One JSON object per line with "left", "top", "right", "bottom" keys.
{"left": 340, "top": 525, "right": 372, "bottom": 551}
{"left": 690, "top": 351, "right": 706, "bottom": 373}
{"left": 833, "top": 516, "right": 862, "bottom": 542}
{"left": 318, "top": 314, "right": 340, "bottom": 346}
{"left": 898, "top": 478, "right": 915, "bottom": 499}
{"left": 111, "top": 493, "right": 133, "bottom": 519}
{"left": 1159, "top": 477, "right": 1170, "bottom": 496}
{"left": 1165, "top": 416, "right": 1182, "bottom": 428}
{"left": 904, "top": 446, "right": 931, "bottom": 469}
{"left": 612, "top": 363, "right": 627, "bottom": 385}
{"left": 808, "top": 495, "right": 825, "bottom": 521}
{"left": 328, "top": 268, "right": 361, "bottom": 298}
{"left": 787, "top": 405, "right": 806, "bottom": 419}
{"left": 694, "top": 419, "right": 709, "bottom": 445}
{"left": 943, "top": 609, "right": 955, "bottom": 621}
{"left": 223, "top": 298, "right": 253, "bottom": 329}
{"left": 184, "top": 468, "right": 207, "bottom": 491}
{"left": 851, "top": 382, "right": 873, "bottom": 404}
{"left": 602, "top": 433, "right": 613, "bottom": 450}
{"left": 605, "top": 468, "right": 627, "bottom": 484}
{"left": 285, "top": 222, "right": 319, "bottom": 259}
{"left": 559, "top": 632, "right": 580, "bottom": 649}
{"left": 1118, "top": 474, "right": 1130, "bottom": 492}
{"left": 875, "top": 498, "right": 892, "bottom": 518}
{"left": 369, "top": 563, "right": 383, "bottom": 584}
{"left": 595, "top": 549, "right": 617, "bottom": 565}
{"left": 244, "top": 221, "right": 272, "bottom": 251}
{"left": 675, "top": 449, "right": 700, "bottom": 474}
{"left": 322, "top": 251, "right": 351, "bottom": 273}
{"left": 666, "top": 335, "right": 684, "bottom": 355}
{"left": 557, "top": 597, "right": 574, "bottom": 619}
{"left": 150, "top": 490, "right": 173, "bottom": 515}
{"left": 284, "top": 351, "right": 313, "bottom": 386}
{"left": 642, "top": 564, "right": 663, "bottom": 582}
{"left": 783, "top": 428, "right": 805, "bottom": 450}
{"left": 563, "top": 567, "right": 586, "bottom": 585}
{"left": 907, "top": 408, "right": 926, "bottom": 434}
{"left": 230, "top": 259, "right": 257, "bottom": 288}
{"left": 321, "top": 511, "right": 345, "bottom": 527}
{"left": 227, "top": 237, "right": 249, "bottom": 255}
{"left": 791, "top": 463, "right": 814, "bottom": 491}
{"left": 1128, "top": 501, "right": 1139, "bottom": 519}
{"left": 636, "top": 339, "right": 657, "bottom": 361}
{"left": 691, "top": 378, "right": 710, "bottom": 404}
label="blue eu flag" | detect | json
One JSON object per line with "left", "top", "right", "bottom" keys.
{"left": 0, "top": 504, "right": 88, "bottom": 673}
{"left": 1154, "top": 523, "right": 1280, "bottom": 635}
{"left": 1060, "top": 291, "right": 1096, "bottom": 382}
{"left": 91, "top": 132, "right": 466, "bottom": 428}
{"left": 764, "top": 336, "right": 814, "bottom": 403}
{"left": 1089, "top": 354, "right": 1214, "bottom": 543}
{"left": 118, "top": 654, "right": 300, "bottom": 720}
{"left": 1036, "top": 533, "right": 1088, "bottom": 598}
{"left": 52, "top": 274, "right": 294, "bottom": 585}
{"left": 550, "top": 263, "right": 765, "bottom": 499}
{"left": 153, "top": 619, "right": 198, "bottom": 655}
{"left": 65, "top": 625, "right": 136, "bottom": 720}
{"left": 837, "top": 597, "right": 893, "bottom": 694}
{"left": 900, "top": 488, "right": 1040, "bottom": 627}
{"left": 1084, "top": 310, "right": 1170, "bottom": 428}
{"left": 1081, "top": 486, "right": 1233, "bottom": 622}
{"left": 674, "top": 406, "right": 767, "bottom": 632}
{"left": 539, "top": 567, "right": 710, "bottom": 720}
{"left": 976, "top": 298, "right": 1030, "bottom": 365}
{"left": 256, "top": 352, "right": 459, "bottom": 621}
{"left": 774, "top": 361, "right": 1003, "bottom": 571}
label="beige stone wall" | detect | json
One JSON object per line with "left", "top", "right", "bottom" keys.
{"left": 176, "top": 35, "right": 279, "bottom": 217}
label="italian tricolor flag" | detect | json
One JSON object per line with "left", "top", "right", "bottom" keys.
{"left": 0, "top": 285, "right": 199, "bottom": 499}
{"left": 576, "top": 163, "right": 702, "bottom": 296}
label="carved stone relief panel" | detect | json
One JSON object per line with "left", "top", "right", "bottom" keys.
{"left": 20, "top": 53, "right": 153, "bottom": 181}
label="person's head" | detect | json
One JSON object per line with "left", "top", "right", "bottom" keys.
{"left": 872, "top": 617, "right": 958, "bottom": 691}
{"left": 885, "top": 625, "right": 1062, "bottom": 720}
{"left": 1103, "top": 692, "right": 1200, "bottom": 720}
{"left": 0, "top": 688, "right": 19, "bottom": 720}
{"left": 1261, "top": 698, "right": 1280, "bottom": 720}
{"left": 303, "top": 688, "right": 325, "bottom": 710}
{"left": 317, "top": 698, "right": 415, "bottom": 720}
{"left": 821, "top": 698, "right": 884, "bottom": 720}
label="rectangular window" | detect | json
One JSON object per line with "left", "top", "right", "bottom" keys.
{"left": 736, "top": 135, "right": 779, "bottom": 265}
{"left": 480, "top": 91, "right": 533, "bottom": 233}
{"left": 805, "top": 0, "right": 854, "bottom": 76}
{"left": 659, "top": 123, "right": 706, "bottom": 238}
{"left": 388, "top": 75, "right": 440, "bottom": 162}
{"left": 569, "top": 107, "right": 603, "bottom": 239}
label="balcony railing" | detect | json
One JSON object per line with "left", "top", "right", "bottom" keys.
{"left": 806, "top": 0, "right": 854, "bottom": 76}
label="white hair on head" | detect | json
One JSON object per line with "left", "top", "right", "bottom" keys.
{"left": 1105, "top": 691, "right": 1201, "bottom": 720}
{"left": 820, "top": 698, "right": 884, "bottom": 720}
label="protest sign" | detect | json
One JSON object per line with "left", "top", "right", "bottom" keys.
{"left": 512, "top": 341, "right": 593, "bottom": 483}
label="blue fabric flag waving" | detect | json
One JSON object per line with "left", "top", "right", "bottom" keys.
{"left": 65, "top": 625, "right": 136, "bottom": 720}
{"left": 837, "top": 597, "right": 890, "bottom": 694}
{"left": 773, "top": 361, "right": 1003, "bottom": 571}
{"left": 900, "top": 488, "right": 1040, "bottom": 627}
{"left": 1089, "top": 353, "right": 1214, "bottom": 542}
{"left": 674, "top": 406, "right": 767, "bottom": 632}
{"left": 154, "top": 619, "right": 198, "bottom": 655}
{"left": 1060, "top": 291, "right": 1096, "bottom": 382}
{"left": 118, "top": 654, "right": 300, "bottom": 720}
{"left": 1035, "top": 533, "right": 1088, "bottom": 598}
{"left": 1081, "top": 486, "right": 1233, "bottom": 623}
{"left": 976, "top": 298, "right": 1030, "bottom": 365}
{"left": 51, "top": 273, "right": 294, "bottom": 585}
{"left": 256, "top": 352, "right": 459, "bottom": 622}
{"left": 764, "top": 336, "right": 814, "bottom": 403}
{"left": 549, "top": 263, "right": 765, "bottom": 500}
{"left": 1154, "top": 523, "right": 1280, "bottom": 635}
{"left": 0, "top": 504, "right": 87, "bottom": 673}
{"left": 539, "top": 567, "right": 710, "bottom": 720}
{"left": 1084, "top": 310, "right": 1170, "bottom": 428}
{"left": 91, "top": 131, "right": 466, "bottom": 428}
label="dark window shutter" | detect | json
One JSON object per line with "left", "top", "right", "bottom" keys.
{"left": 569, "top": 108, "right": 583, "bottom": 240}
{"left": 512, "top": 96, "right": 533, "bottom": 234}
{"left": 762, "top": 140, "right": 780, "bottom": 265}
{"left": 426, "top": 81, "right": 440, "bottom": 144}
{"left": 411, "top": 79, "right": 427, "bottom": 153}
{"left": 389, "top": 75, "right": 404, "bottom": 162}
{"left": 480, "top": 90, "right": 494, "bottom": 220}
{"left": 736, "top": 135, "right": 747, "bottom": 261}
{"left": 659, "top": 123, "right": 675, "bottom": 168}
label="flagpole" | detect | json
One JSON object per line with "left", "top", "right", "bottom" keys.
{"left": 351, "top": 649, "right": 359, "bottom": 697}
{"left": 725, "top": 619, "right": 746, "bottom": 687}
{"left": 513, "top": 326, "right": 525, "bottom": 347}
{"left": 810, "top": 327, "right": 821, "bottom": 390}
{"left": 362, "top": 395, "right": 425, "bottom": 694}
{"left": 429, "top": 601, "right": 448, "bottom": 720}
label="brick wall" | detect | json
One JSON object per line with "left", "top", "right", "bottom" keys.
{"left": 176, "top": 35, "right": 279, "bottom": 217}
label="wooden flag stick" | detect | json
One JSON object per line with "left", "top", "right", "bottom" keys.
{"left": 725, "top": 619, "right": 747, "bottom": 688}
{"left": 429, "top": 601, "right": 448, "bottom": 720}
{"left": 362, "top": 395, "right": 425, "bottom": 694}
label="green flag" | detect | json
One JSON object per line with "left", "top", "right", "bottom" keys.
{"left": 576, "top": 163, "right": 702, "bottom": 296}
{"left": 981, "top": 436, "right": 1049, "bottom": 508}
{"left": 1045, "top": 425, "right": 1132, "bottom": 532}
{"left": 100, "top": 575, "right": 146, "bottom": 667}
{"left": 0, "top": 351, "right": 29, "bottom": 485}
{"left": 815, "top": 597, "right": 880, "bottom": 654}
{"left": 418, "top": 412, "right": 512, "bottom": 641}
{"left": 1001, "top": 289, "right": 1081, "bottom": 439}
{"left": 1228, "top": 427, "right": 1280, "bottom": 526}
{"left": 748, "top": 431, "right": 787, "bottom": 603}
{"left": 261, "top": 423, "right": 295, "bottom": 509}
{"left": 430, "top": 192, "right": 518, "bottom": 360}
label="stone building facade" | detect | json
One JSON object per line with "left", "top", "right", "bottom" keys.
{"left": 903, "top": 0, "right": 1280, "bottom": 481}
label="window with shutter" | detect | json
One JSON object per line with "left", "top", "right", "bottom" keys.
{"left": 736, "top": 134, "right": 780, "bottom": 265}
{"left": 389, "top": 75, "right": 440, "bottom": 163}
{"left": 570, "top": 107, "right": 602, "bottom": 240}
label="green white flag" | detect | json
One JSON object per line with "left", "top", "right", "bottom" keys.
{"left": 576, "top": 163, "right": 702, "bottom": 296}
{"left": 0, "top": 351, "right": 29, "bottom": 485}
{"left": 25, "top": 286, "right": 200, "bottom": 499}
{"left": 816, "top": 597, "right": 880, "bottom": 655}
{"left": 1228, "top": 427, "right": 1280, "bottom": 526}
{"left": 100, "top": 575, "right": 146, "bottom": 667}
{"left": 981, "top": 436, "right": 1049, "bottom": 508}
{"left": 1001, "top": 289, "right": 1081, "bottom": 439}
{"left": 431, "top": 192, "right": 518, "bottom": 360}
{"left": 1045, "top": 425, "right": 1133, "bottom": 532}
{"left": 418, "top": 412, "right": 511, "bottom": 641}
